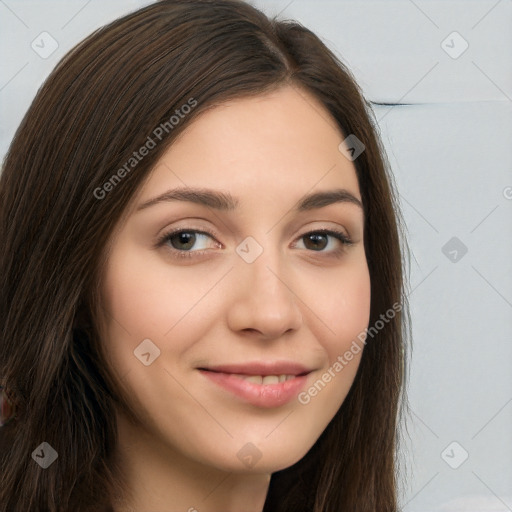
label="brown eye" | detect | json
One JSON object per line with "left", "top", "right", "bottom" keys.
{"left": 303, "top": 233, "right": 329, "bottom": 251}
{"left": 168, "top": 231, "right": 197, "bottom": 251}
{"left": 156, "top": 228, "right": 221, "bottom": 260}
{"left": 296, "top": 229, "right": 352, "bottom": 254}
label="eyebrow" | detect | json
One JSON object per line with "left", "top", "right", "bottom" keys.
{"left": 136, "top": 187, "right": 363, "bottom": 212}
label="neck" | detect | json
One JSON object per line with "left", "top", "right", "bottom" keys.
{"left": 112, "top": 409, "right": 271, "bottom": 512}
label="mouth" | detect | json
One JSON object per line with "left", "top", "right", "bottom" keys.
{"left": 197, "top": 361, "right": 314, "bottom": 408}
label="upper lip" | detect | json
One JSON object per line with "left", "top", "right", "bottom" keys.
{"left": 198, "top": 361, "right": 314, "bottom": 376}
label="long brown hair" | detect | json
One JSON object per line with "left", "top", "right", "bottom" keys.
{"left": 0, "top": 1, "right": 410, "bottom": 510}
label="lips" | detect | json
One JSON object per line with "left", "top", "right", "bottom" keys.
{"left": 198, "top": 361, "right": 314, "bottom": 408}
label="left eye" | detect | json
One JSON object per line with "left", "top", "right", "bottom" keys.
{"left": 293, "top": 229, "right": 352, "bottom": 252}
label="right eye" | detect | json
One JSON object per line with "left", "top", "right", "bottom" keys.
{"left": 157, "top": 228, "right": 222, "bottom": 259}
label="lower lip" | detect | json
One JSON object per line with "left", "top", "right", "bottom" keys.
{"left": 199, "top": 370, "right": 310, "bottom": 408}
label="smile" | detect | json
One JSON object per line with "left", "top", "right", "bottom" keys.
{"left": 198, "top": 365, "right": 313, "bottom": 408}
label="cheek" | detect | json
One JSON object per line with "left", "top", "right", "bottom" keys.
{"left": 98, "top": 242, "right": 226, "bottom": 394}
{"left": 308, "top": 260, "right": 371, "bottom": 359}
{"left": 331, "top": 268, "right": 371, "bottom": 353}
{"left": 295, "top": 260, "right": 370, "bottom": 408}
{"left": 100, "top": 243, "right": 215, "bottom": 340}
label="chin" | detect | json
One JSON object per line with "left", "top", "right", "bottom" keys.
{"left": 203, "top": 436, "right": 316, "bottom": 475}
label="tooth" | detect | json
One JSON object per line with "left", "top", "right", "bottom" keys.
{"left": 244, "top": 375, "right": 263, "bottom": 385}
{"left": 231, "top": 374, "right": 297, "bottom": 385}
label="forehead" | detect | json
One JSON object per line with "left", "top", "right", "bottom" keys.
{"left": 136, "top": 85, "right": 361, "bottom": 210}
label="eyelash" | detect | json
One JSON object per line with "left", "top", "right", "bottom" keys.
{"left": 156, "top": 227, "right": 353, "bottom": 260}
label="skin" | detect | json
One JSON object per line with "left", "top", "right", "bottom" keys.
{"left": 98, "top": 84, "right": 371, "bottom": 512}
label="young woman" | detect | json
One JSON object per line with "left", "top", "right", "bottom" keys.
{"left": 0, "top": 1, "right": 410, "bottom": 510}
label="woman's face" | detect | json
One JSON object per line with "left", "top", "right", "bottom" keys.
{"left": 99, "top": 85, "right": 371, "bottom": 474}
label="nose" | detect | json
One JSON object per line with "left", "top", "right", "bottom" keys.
{"left": 226, "top": 246, "right": 304, "bottom": 340}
